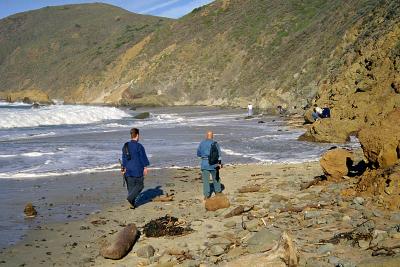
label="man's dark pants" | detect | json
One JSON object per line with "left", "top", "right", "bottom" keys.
{"left": 126, "top": 176, "right": 144, "bottom": 206}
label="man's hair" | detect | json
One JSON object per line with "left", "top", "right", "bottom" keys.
{"left": 130, "top": 128, "right": 139, "bottom": 138}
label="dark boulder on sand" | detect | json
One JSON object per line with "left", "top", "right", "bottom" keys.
{"left": 24, "top": 203, "right": 37, "bottom": 218}
{"left": 100, "top": 223, "right": 138, "bottom": 260}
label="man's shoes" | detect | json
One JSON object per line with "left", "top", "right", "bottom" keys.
{"left": 215, "top": 192, "right": 223, "bottom": 196}
{"left": 128, "top": 202, "right": 136, "bottom": 209}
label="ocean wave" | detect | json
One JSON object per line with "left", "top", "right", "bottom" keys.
{"left": 0, "top": 164, "right": 120, "bottom": 179}
{"left": 0, "top": 105, "right": 130, "bottom": 129}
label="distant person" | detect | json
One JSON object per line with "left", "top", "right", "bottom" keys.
{"left": 322, "top": 105, "right": 331, "bottom": 118}
{"left": 247, "top": 103, "right": 253, "bottom": 116}
{"left": 312, "top": 107, "right": 320, "bottom": 121}
{"left": 197, "top": 131, "right": 222, "bottom": 200}
{"left": 121, "top": 128, "right": 150, "bottom": 209}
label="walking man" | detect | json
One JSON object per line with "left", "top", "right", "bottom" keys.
{"left": 197, "top": 131, "right": 222, "bottom": 199}
{"left": 247, "top": 103, "right": 253, "bottom": 116}
{"left": 121, "top": 128, "right": 150, "bottom": 209}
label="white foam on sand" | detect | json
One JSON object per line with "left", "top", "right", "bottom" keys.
{"left": 0, "top": 164, "right": 120, "bottom": 179}
{"left": 0, "top": 105, "right": 130, "bottom": 129}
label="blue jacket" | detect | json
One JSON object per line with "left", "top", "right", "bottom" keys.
{"left": 197, "top": 139, "right": 221, "bottom": 170}
{"left": 122, "top": 140, "right": 150, "bottom": 178}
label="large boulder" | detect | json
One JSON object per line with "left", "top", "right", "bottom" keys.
{"left": 299, "top": 119, "right": 359, "bottom": 143}
{"left": 100, "top": 223, "right": 139, "bottom": 260}
{"left": 358, "top": 109, "right": 400, "bottom": 168}
{"left": 320, "top": 148, "right": 353, "bottom": 180}
{"left": 1, "top": 89, "right": 52, "bottom": 104}
{"left": 205, "top": 194, "right": 230, "bottom": 211}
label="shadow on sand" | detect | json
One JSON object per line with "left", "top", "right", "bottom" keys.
{"left": 136, "top": 185, "right": 164, "bottom": 207}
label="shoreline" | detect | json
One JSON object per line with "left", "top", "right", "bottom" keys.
{"left": 2, "top": 161, "right": 398, "bottom": 266}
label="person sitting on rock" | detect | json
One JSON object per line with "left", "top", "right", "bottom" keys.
{"left": 197, "top": 131, "right": 223, "bottom": 200}
{"left": 322, "top": 105, "right": 331, "bottom": 118}
{"left": 312, "top": 107, "right": 322, "bottom": 121}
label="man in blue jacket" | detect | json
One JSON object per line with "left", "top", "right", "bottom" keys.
{"left": 121, "top": 128, "right": 150, "bottom": 209}
{"left": 197, "top": 131, "right": 222, "bottom": 199}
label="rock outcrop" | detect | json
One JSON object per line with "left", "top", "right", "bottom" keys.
{"left": 300, "top": 119, "right": 359, "bottom": 143}
{"left": 1, "top": 89, "right": 52, "bottom": 104}
{"left": 358, "top": 109, "right": 400, "bottom": 168}
{"left": 320, "top": 148, "right": 353, "bottom": 180}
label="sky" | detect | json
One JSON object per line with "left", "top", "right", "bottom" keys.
{"left": 0, "top": 0, "right": 215, "bottom": 19}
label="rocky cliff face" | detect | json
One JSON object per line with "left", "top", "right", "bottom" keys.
{"left": 1, "top": 0, "right": 392, "bottom": 112}
{"left": 302, "top": 1, "right": 400, "bottom": 142}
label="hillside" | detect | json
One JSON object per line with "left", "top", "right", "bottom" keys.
{"left": 0, "top": 0, "right": 398, "bottom": 119}
{"left": 108, "top": 0, "right": 392, "bottom": 109}
{"left": 0, "top": 3, "right": 171, "bottom": 102}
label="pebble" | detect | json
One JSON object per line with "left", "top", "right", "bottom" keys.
{"left": 209, "top": 245, "right": 225, "bottom": 256}
{"left": 224, "top": 221, "right": 236, "bottom": 228}
{"left": 246, "top": 229, "right": 280, "bottom": 253}
{"left": 358, "top": 239, "right": 370, "bottom": 250}
{"left": 304, "top": 210, "right": 321, "bottom": 220}
{"left": 353, "top": 197, "right": 365, "bottom": 205}
{"left": 317, "top": 243, "right": 334, "bottom": 254}
{"left": 244, "top": 219, "right": 260, "bottom": 232}
{"left": 390, "top": 212, "right": 400, "bottom": 221}
{"left": 191, "top": 220, "right": 202, "bottom": 227}
{"left": 137, "top": 245, "right": 155, "bottom": 258}
{"left": 372, "top": 210, "right": 384, "bottom": 218}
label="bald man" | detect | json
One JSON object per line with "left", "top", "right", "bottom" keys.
{"left": 197, "top": 131, "right": 222, "bottom": 199}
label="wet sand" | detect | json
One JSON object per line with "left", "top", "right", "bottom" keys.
{"left": 1, "top": 162, "right": 400, "bottom": 266}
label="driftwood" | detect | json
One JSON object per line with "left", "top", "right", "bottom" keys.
{"left": 300, "top": 176, "right": 326, "bottom": 190}
{"left": 205, "top": 194, "right": 230, "bottom": 211}
{"left": 100, "top": 224, "right": 138, "bottom": 260}
{"left": 238, "top": 185, "right": 261, "bottom": 193}
{"left": 223, "top": 231, "right": 299, "bottom": 267}
{"left": 278, "top": 203, "right": 329, "bottom": 213}
{"left": 224, "top": 205, "right": 254, "bottom": 218}
{"left": 152, "top": 194, "right": 174, "bottom": 202}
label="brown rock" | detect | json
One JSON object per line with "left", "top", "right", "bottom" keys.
{"left": 205, "top": 194, "right": 230, "bottom": 211}
{"left": 320, "top": 148, "right": 353, "bottom": 180}
{"left": 100, "top": 224, "right": 138, "bottom": 260}
{"left": 358, "top": 108, "right": 400, "bottom": 168}
{"left": 299, "top": 119, "right": 359, "bottom": 143}
{"left": 24, "top": 203, "right": 37, "bottom": 218}
{"left": 223, "top": 231, "right": 298, "bottom": 267}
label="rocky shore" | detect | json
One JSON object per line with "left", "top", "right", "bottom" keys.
{"left": 1, "top": 158, "right": 399, "bottom": 266}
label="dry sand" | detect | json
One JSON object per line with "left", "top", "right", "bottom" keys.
{"left": 1, "top": 162, "right": 399, "bottom": 266}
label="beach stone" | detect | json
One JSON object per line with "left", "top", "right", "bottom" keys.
{"left": 358, "top": 256, "right": 400, "bottom": 267}
{"left": 100, "top": 224, "right": 139, "bottom": 260}
{"left": 209, "top": 245, "right": 225, "bottom": 256}
{"left": 328, "top": 256, "right": 356, "bottom": 267}
{"left": 24, "top": 203, "right": 37, "bottom": 218}
{"left": 224, "top": 221, "right": 236, "bottom": 228}
{"left": 178, "top": 260, "right": 200, "bottom": 267}
{"left": 225, "top": 247, "right": 246, "bottom": 260}
{"left": 358, "top": 239, "right": 370, "bottom": 249}
{"left": 353, "top": 197, "right": 365, "bottom": 205}
{"left": 320, "top": 148, "right": 353, "bottom": 180}
{"left": 371, "top": 230, "right": 388, "bottom": 247}
{"left": 317, "top": 243, "right": 334, "bottom": 254}
{"left": 137, "top": 245, "right": 155, "bottom": 258}
{"left": 246, "top": 229, "right": 280, "bottom": 253}
{"left": 304, "top": 258, "right": 331, "bottom": 267}
{"left": 304, "top": 210, "right": 321, "bottom": 220}
{"left": 205, "top": 194, "right": 230, "bottom": 211}
{"left": 191, "top": 220, "right": 202, "bottom": 227}
{"left": 390, "top": 212, "right": 400, "bottom": 221}
{"left": 244, "top": 219, "right": 260, "bottom": 232}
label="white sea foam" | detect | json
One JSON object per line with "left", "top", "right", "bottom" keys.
{"left": 0, "top": 105, "right": 130, "bottom": 129}
{"left": 21, "top": 152, "right": 55, "bottom": 157}
{"left": 0, "top": 164, "right": 120, "bottom": 179}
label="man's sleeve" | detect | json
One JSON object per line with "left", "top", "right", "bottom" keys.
{"left": 197, "top": 142, "right": 202, "bottom": 157}
{"left": 122, "top": 145, "right": 127, "bottom": 167}
{"left": 140, "top": 145, "right": 150, "bottom": 167}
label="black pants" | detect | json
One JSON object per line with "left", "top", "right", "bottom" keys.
{"left": 126, "top": 176, "right": 144, "bottom": 206}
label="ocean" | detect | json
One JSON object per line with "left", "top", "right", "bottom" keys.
{"left": 0, "top": 102, "right": 359, "bottom": 248}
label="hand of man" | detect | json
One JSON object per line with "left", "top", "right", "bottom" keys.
{"left": 143, "top": 167, "right": 148, "bottom": 176}
{"left": 121, "top": 167, "right": 126, "bottom": 174}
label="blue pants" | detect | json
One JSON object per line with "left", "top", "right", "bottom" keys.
{"left": 202, "top": 169, "right": 221, "bottom": 198}
{"left": 126, "top": 176, "right": 144, "bottom": 206}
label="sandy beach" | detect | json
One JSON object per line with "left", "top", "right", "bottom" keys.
{"left": 1, "top": 161, "right": 399, "bottom": 267}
